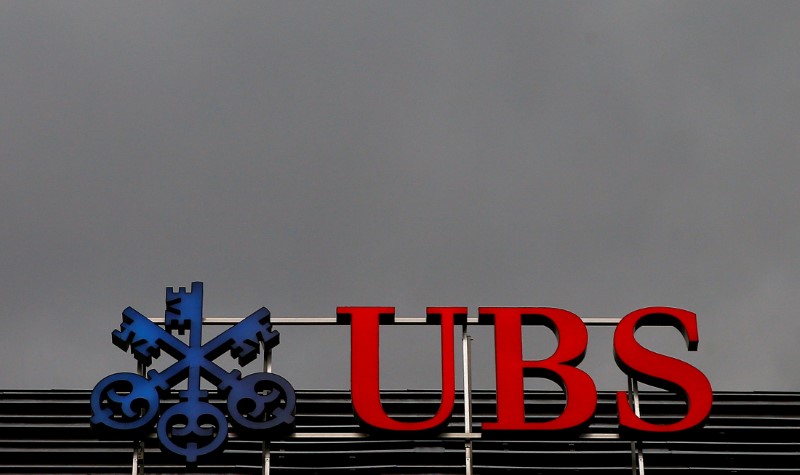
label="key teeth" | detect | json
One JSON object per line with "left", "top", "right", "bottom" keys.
{"left": 258, "top": 325, "right": 281, "bottom": 348}
{"left": 164, "top": 315, "right": 192, "bottom": 335}
{"left": 230, "top": 341, "right": 259, "bottom": 365}
{"left": 131, "top": 341, "right": 160, "bottom": 366}
{"left": 111, "top": 316, "right": 161, "bottom": 366}
{"left": 165, "top": 297, "right": 181, "bottom": 314}
{"left": 165, "top": 296, "right": 192, "bottom": 333}
{"left": 258, "top": 327, "right": 280, "bottom": 347}
{"left": 111, "top": 327, "right": 133, "bottom": 351}
{"left": 111, "top": 314, "right": 138, "bottom": 350}
{"left": 165, "top": 282, "right": 203, "bottom": 327}
{"left": 229, "top": 326, "right": 280, "bottom": 365}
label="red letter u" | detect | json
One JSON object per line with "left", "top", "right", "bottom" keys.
{"left": 337, "top": 306, "right": 463, "bottom": 431}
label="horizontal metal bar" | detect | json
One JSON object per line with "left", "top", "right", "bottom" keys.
{"left": 581, "top": 317, "right": 623, "bottom": 326}
{"left": 154, "top": 431, "right": 482, "bottom": 440}
{"left": 147, "top": 316, "right": 623, "bottom": 326}
{"left": 579, "top": 433, "right": 621, "bottom": 439}
{"left": 287, "top": 432, "right": 481, "bottom": 439}
{"left": 264, "top": 317, "right": 342, "bottom": 324}
{"left": 439, "top": 432, "right": 482, "bottom": 439}
{"left": 289, "top": 432, "right": 369, "bottom": 439}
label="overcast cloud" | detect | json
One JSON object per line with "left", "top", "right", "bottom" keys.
{"left": 1, "top": 1, "right": 799, "bottom": 393}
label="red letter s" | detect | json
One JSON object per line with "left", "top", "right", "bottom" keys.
{"left": 614, "top": 307, "right": 713, "bottom": 433}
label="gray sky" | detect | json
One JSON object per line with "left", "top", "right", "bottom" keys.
{"left": 1, "top": 1, "right": 799, "bottom": 394}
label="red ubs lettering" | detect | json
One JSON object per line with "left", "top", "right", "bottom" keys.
{"left": 337, "top": 306, "right": 713, "bottom": 435}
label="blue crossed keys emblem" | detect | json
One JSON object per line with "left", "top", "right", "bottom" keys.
{"left": 90, "top": 282, "right": 296, "bottom": 463}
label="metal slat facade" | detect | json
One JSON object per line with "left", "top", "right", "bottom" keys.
{"left": 1, "top": 390, "right": 799, "bottom": 473}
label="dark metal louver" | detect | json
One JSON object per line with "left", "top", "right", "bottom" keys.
{"left": 1, "top": 390, "right": 799, "bottom": 474}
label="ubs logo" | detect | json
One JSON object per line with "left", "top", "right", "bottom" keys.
{"left": 90, "top": 282, "right": 296, "bottom": 463}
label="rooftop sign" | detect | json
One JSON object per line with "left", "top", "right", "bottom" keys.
{"left": 92, "top": 282, "right": 713, "bottom": 464}
{"left": 90, "top": 282, "right": 296, "bottom": 462}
